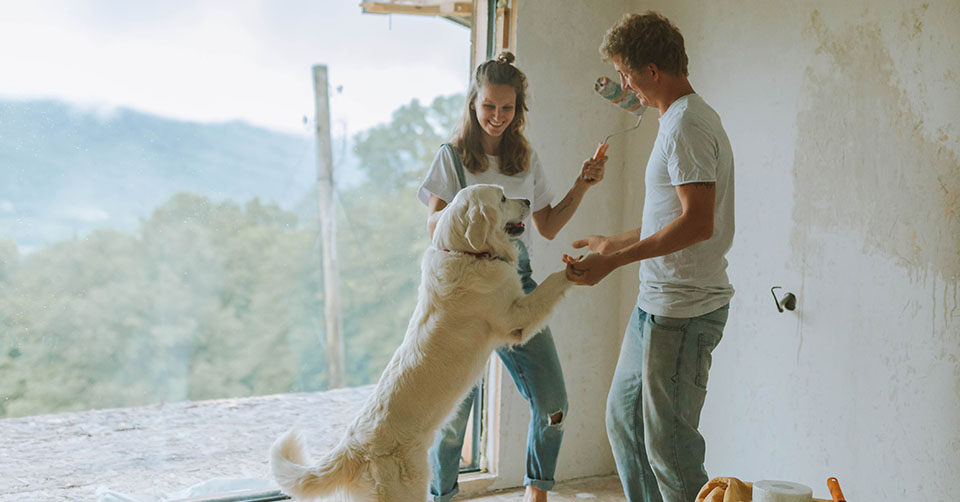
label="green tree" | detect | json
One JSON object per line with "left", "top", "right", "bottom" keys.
{"left": 335, "top": 93, "right": 462, "bottom": 385}
{"left": 0, "top": 93, "right": 464, "bottom": 418}
{"left": 352, "top": 94, "right": 463, "bottom": 189}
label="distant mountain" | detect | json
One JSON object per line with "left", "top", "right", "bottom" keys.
{"left": 0, "top": 99, "right": 358, "bottom": 252}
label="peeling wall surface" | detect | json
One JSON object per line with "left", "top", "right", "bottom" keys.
{"left": 618, "top": 0, "right": 960, "bottom": 499}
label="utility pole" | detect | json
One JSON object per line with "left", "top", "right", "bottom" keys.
{"left": 312, "top": 64, "right": 345, "bottom": 389}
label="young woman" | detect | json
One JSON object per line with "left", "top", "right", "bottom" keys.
{"left": 417, "top": 51, "right": 607, "bottom": 502}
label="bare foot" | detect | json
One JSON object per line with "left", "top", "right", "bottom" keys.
{"left": 523, "top": 486, "right": 547, "bottom": 502}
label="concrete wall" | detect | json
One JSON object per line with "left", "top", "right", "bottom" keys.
{"left": 617, "top": 0, "right": 959, "bottom": 499}
{"left": 514, "top": 0, "right": 959, "bottom": 499}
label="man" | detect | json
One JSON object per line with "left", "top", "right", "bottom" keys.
{"left": 565, "top": 11, "right": 735, "bottom": 502}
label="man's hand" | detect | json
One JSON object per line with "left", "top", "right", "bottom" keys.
{"left": 572, "top": 234, "right": 616, "bottom": 255}
{"left": 562, "top": 253, "right": 618, "bottom": 285}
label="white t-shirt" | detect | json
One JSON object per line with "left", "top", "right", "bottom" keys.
{"left": 418, "top": 146, "right": 554, "bottom": 255}
{"left": 638, "top": 94, "right": 735, "bottom": 318}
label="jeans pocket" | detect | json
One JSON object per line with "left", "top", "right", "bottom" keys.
{"left": 695, "top": 331, "right": 722, "bottom": 389}
{"left": 649, "top": 314, "right": 691, "bottom": 331}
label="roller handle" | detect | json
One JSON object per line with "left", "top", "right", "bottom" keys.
{"left": 827, "top": 477, "right": 846, "bottom": 502}
{"left": 584, "top": 142, "right": 609, "bottom": 182}
{"left": 592, "top": 142, "right": 609, "bottom": 161}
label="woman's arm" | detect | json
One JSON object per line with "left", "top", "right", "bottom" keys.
{"left": 531, "top": 156, "right": 607, "bottom": 240}
{"left": 427, "top": 195, "right": 448, "bottom": 238}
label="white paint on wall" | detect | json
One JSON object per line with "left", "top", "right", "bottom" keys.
{"left": 620, "top": 1, "right": 960, "bottom": 500}
{"left": 497, "top": 1, "right": 958, "bottom": 499}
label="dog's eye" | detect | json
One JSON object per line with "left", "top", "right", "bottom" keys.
{"left": 501, "top": 196, "right": 506, "bottom": 202}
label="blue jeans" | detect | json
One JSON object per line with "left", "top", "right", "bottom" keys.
{"left": 428, "top": 241, "right": 568, "bottom": 501}
{"left": 606, "top": 301, "right": 729, "bottom": 502}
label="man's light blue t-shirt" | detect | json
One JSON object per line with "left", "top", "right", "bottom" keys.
{"left": 638, "top": 94, "right": 735, "bottom": 318}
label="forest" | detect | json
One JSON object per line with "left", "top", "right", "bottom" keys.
{"left": 0, "top": 94, "right": 464, "bottom": 418}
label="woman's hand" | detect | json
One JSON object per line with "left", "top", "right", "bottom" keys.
{"left": 563, "top": 253, "right": 617, "bottom": 286}
{"left": 579, "top": 155, "right": 608, "bottom": 186}
{"left": 572, "top": 234, "right": 616, "bottom": 255}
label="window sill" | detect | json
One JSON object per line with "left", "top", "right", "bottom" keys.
{"left": 1, "top": 387, "right": 376, "bottom": 501}
{"left": 457, "top": 471, "right": 500, "bottom": 498}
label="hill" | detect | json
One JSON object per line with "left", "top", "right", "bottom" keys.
{"left": 0, "top": 99, "right": 324, "bottom": 251}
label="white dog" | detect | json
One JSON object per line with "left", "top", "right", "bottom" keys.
{"left": 270, "top": 184, "right": 573, "bottom": 501}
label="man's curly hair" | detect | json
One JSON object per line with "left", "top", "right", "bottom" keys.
{"left": 599, "top": 11, "right": 688, "bottom": 76}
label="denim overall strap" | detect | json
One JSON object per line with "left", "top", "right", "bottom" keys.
{"left": 442, "top": 143, "right": 467, "bottom": 191}
{"left": 514, "top": 239, "right": 535, "bottom": 292}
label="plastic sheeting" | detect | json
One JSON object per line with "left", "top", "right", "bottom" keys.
{"left": 96, "top": 478, "right": 282, "bottom": 502}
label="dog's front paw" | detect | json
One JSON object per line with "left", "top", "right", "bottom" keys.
{"left": 544, "top": 270, "right": 574, "bottom": 290}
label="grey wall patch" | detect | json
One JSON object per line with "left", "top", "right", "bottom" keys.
{"left": 791, "top": 9, "right": 960, "bottom": 284}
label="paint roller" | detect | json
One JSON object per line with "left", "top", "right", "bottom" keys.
{"left": 591, "top": 76, "right": 645, "bottom": 162}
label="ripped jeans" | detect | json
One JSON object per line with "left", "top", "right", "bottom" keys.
{"left": 428, "top": 241, "right": 568, "bottom": 501}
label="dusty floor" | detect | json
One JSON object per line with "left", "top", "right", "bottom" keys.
{"left": 1, "top": 387, "right": 627, "bottom": 502}
{"left": 463, "top": 475, "right": 625, "bottom": 502}
{"left": 0, "top": 388, "right": 371, "bottom": 501}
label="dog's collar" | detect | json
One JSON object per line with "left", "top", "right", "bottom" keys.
{"left": 441, "top": 248, "right": 501, "bottom": 261}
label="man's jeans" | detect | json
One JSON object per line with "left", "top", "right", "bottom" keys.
{"left": 606, "top": 301, "right": 729, "bottom": 502}
{"left": 427, "top": 240, "right": 568, "bottom": 501}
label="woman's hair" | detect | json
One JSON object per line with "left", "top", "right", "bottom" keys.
{"left": 599, "top": 11, "right": 688, "bottom": 77}
{"left": 451, "top": 51, "right": 530, "bottom": 176}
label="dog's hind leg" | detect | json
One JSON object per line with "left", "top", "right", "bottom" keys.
{"left": 370, "top": 452, "right": 430, "bottom": 502}
{"left": 376, "top": 478, "right": 429, "bottom": 502}
{"left": 342, "top": 483, "right": 378, "bottom": 502}
{"left": 505, "top": 271, "right": 572, "bottom": 345}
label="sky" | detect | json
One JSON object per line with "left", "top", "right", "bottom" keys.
{"left": 0, "top": 0, "right": 472, "bottom": 135}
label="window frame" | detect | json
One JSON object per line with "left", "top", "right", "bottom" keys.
{"left": 455, "top": 0, "right": 521, "bottom": 494}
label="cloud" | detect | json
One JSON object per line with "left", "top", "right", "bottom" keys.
{"left": 0, "top": 0, "right": 470, "bottom": 133}
{"left": 59, "top": 205, "right": 110, "bottom": 223}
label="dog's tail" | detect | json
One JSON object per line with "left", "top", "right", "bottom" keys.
{"left": 270, "top": 429, "right": 361, "bottom": 499}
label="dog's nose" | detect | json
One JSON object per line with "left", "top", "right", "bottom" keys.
{"left": 522, "top": 199, "right": 530, "bottom": 207}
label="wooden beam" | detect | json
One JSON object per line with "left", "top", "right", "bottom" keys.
{"left": 311, "top": 65, "right": 345, "bottom": 390}
{"left": 360, "top": 1, "right": 472, "bottom": 18}
{"left": 494, "top": 0, "right": 518, "bottom": 54}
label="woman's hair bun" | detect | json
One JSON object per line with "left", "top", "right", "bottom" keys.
{"left": 496, "top": 51, "right": 515, "bottom": 65}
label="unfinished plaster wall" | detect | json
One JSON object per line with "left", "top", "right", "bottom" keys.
{"left": 616, "top": 0, "right": 960, "bottom": 499}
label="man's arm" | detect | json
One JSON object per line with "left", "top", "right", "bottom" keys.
{"left": 619, "top": 181, "right": 715, "bottom": 260}
{"left": 566, "top": 182, "right": 715, "bottom": 285}
{"left": 571, "top": 227, "right": 643, "bottom": 256}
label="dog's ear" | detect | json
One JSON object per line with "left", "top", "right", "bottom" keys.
{"left": 465, "top": 199, "right": 497, "bottom": 251}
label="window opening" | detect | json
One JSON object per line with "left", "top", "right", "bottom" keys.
{"left": 0, "top": 2, "right": 476, "bottom": 499}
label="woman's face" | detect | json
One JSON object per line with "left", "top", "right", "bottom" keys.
{"left": 473, "top": 83, "right": 517, "bottom": 139}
